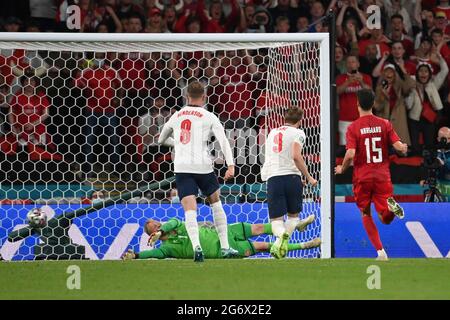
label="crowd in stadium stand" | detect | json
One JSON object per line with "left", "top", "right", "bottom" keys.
{"left": 0, "top": 0, "right": 450, "bottom": 191}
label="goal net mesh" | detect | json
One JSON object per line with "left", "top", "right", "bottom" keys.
{"left": 0, "top": 40, "right": 322, "bottom": 260}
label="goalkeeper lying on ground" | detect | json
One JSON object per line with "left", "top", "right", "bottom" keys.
{"left": 122, "top": 215, "right": 320, "bottom": 260}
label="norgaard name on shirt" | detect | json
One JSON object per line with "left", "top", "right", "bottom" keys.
{"left": 177, "top": 110, "right": 204, "bottom": 118}
{"left": 360, "top": 126, "right": 381, "bottom": 135}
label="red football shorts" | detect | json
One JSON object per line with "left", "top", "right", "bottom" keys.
{"left": 353, "top": 180, "right": 394, "bottom": 213}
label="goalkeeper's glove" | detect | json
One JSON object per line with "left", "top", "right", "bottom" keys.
{"left": 148, "top": 230, "right": 162, "bottom": 247}
{"left": 122, "top": 249, "right": 137, "bottom": 260}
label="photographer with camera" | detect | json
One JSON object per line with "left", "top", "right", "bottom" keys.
{"left": 420, "top": 126, "right": 450, "bottom": 202}
{"left": 374, "top": 62, "right": 416, "bottom": 148}
{"left": 405, "top": 54, "right": 448, "bottom": 156}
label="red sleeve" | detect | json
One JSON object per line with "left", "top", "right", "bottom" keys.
{"left": 197, "top": 0, "right": 210, "bottom": 25}
{"left": 358, "top": 40, "right": 368, "bottom": 57}
{"left": 174, "top": 14, "right": 188, "bottom": 33}
{"left": 363, "top": 74, "right": 372, "bottom": 87}
{"left": 336, "top": 74, "right": 346, "bottom": 86}
{"left": 346, "top": 124, "right": 357, "bottom": 150}
{"left": 386, "top": 120, "right": 400, "bottom": 145}
{"left": 224, "top": 0, "right": 239, "bottom": 32}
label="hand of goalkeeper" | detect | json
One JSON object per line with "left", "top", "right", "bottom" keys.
{"left": 122, "top": 249, "right": 137, "bottom": 260}
{"left": 148, "top": 230, "right": 162, "bottom": 247}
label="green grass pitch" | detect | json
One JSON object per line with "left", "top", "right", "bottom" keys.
{"left": 1, "top": 259, "right": 449, "bottom": 300}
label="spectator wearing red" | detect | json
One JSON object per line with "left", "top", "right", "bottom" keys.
{"left": 74, "top": 53, "right": 122, "bottom": 174}
{"left": 174, "top": 9, "right": 201, "bottom": 33}
{"left": 87, "top": 3, "right": 123, "bottom": 33}
{"left": 431, "top": 28, "right": 450, "bottom": 66}
{"left": 374, "top": 64, "right": 416, "bottom": 146}
{"left": 433, "top": 11, "right": 450, "bottom": 35}
{"left": 336, "top": 1, "right": 367, "bottom": 49}
{"left": 7, "top": 74, "right": 61, "bottom": 161}
{"left": 389, "top": 14, "right": 415, "bottom": 57}
{"left": 372, "top": 42, "right": 417, "bottom": 80}
{"left": 162, "top": 5, "right": 179, "bottom": 32}
{"left": 196, "top": 0, "right": 240, "bottom": 33}
{"left": 358, "top": 27, "right": 391, "bottom": 59}
{"left": 411, "top": 37, "right": 440, "bottom": 74}
{"left": 0, "top": 49, "right": 29, "bottom": 89}
{"left": 336, "top": 55, "right": 373, "bottom": 146}
{"left": 238, "top": 3, "right": 256, "bottom": 32}
{"left": 208, "top": 50, "right": 258, "bottom": 128}
{"left": 434, "top": 0, "right": 450, "bottom": 20}
{"left": 145, "top": 8, "right": 168, "bottom": 33}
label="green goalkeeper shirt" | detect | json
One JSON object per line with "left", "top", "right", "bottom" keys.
{"left": 138, "top": 218, "right": 228, "bottom": 259}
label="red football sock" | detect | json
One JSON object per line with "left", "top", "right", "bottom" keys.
{"left": 362, "top": 215, "right": 383, "bottom": 251}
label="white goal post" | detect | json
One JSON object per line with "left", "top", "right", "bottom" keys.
{"left": 0, "top": 33, "right": 331, "bottom": 260}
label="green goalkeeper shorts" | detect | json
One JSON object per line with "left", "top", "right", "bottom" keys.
{"left": 228, "top": 223, "right": 256, "bottom": 257}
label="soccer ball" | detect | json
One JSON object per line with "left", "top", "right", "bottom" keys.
{"left": 27, "top": 208, "right": 47, "bottom": 228}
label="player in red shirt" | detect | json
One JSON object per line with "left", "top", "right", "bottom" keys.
{"left": 335, "top": 89, "right": 408, "bottom": 261}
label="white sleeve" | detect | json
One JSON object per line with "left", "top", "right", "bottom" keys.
{"left": 210, "top": 113, "right": 234, "bottom": 167}
{"left": 294, "top": 130, "right": 306, "bottom": 150}
{"left": 163, "top": 137, "right": 175, "bottom": 147}
{"left": 158, "top": 113, "right": 175, "bottom": 145}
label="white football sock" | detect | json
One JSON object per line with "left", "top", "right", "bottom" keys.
{"left": 211, "top": 201, "right": 230, "bottom": 249}
{"left": 185, "top": 210, "right": 201, "bottom": 250}
{"left": 271, "top": 220, "right": 286, "bottom": 241}
{"left": 285, "top": 216, "right": 300, "bottom": 237}
{"left": 377, "top": 249, "right": 388, "bottom": 257}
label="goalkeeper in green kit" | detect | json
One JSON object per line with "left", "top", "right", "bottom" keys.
{"left": 122, "top": 214, "right": 321, "bottom": 260}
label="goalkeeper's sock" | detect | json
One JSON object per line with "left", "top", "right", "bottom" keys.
{"left": 185, "top": 210, "right": 201, "bottom": 250}
{"left": 362, "top": 215, "right": 383, "bottom": 251}
{"left": 211, "top": 201, "right": 230, "bottom": 249}
{"left": 263, "top": 223, "right": 272, "bottom": 235}
{"left": 285, "top": 216, "right": 300, "bottom": 237}
{"left": 268, "top": 243, "right": 303, "bottom": 251}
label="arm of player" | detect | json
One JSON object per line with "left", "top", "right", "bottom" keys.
{"left": 160, "top": 218, "right": 182, "bottom": 233}
{"left": 291, "top": 142, "right": 318, "bottom": 186}
{"left": 122, "top": 248, "right": 167, "bottom": 260}
{"left": 335, "top": 149, "right": 355, "bottom": 174}
{"left": 393, "top": 141, "right": 408, "bottom": 156}
{"left": 157, "top": 116, "right": 174, "bottom": 146}
{"left": 211, "top": 115, "right": 235, "bottom": 181}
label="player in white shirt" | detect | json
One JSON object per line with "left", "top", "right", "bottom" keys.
{"left": 261, "top": 108, "right": 318, "bottom": 259}
{"left": 158, "top": 81, "right": 238, "bottom": 262}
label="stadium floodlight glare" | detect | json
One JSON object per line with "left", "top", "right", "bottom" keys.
{"left": 0, "top": 33, "right": 331, "bottom": 260}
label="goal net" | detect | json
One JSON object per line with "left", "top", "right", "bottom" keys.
{"left": 0, "top": 33, "right": 330, "bottom": 261}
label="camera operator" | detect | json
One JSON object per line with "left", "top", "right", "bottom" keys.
{"left": 420, "top": 126, "right": 450, "bottom": 202}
